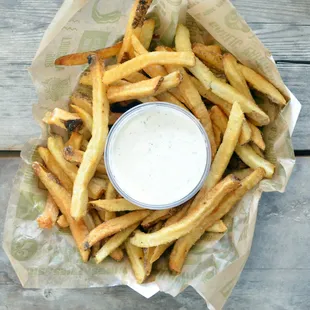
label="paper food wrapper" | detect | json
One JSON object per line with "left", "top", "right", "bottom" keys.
{"left": 3, "top": 0, "right": 301, "bottom": 308}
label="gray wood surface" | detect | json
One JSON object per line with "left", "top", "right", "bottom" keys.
{"left": 0, "top": 0, "right": 309, "bottom": 150}
{"left": 1, "top": 157, "right": 309, "bottom": 309}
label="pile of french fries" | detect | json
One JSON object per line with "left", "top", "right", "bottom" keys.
{"left": 33, "top": 0, "right": 287, "bottom": 283}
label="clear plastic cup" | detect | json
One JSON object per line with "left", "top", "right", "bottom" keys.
{"left": 104, "top": 102, "right": 211, "bottom": 210}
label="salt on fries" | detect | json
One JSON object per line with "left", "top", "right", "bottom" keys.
{"left": 33, "top": 9, "right": 288, "bottom": 283}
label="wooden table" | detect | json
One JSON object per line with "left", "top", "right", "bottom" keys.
{"left": 1, "top": 0, "right": 309, "bottom": 309}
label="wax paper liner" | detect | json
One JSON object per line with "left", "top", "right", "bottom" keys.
{"left": 3, "top": 0, "right": 301, "bottom": 309}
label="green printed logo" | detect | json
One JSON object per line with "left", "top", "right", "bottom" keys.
{"left": 16, "top": 191, "right": 45, "bottom": 220}
{"left": 11, "top": 236, "right": 38, "bottom": 261}
{"left": 42, "top": 77, "right": 71, "bottom": 101}
{"left": 225, "top": 10, "right": 250, "bottom": 33}
{"left": 77, "top": 31, "right": 110, "bottom": 52}
{"left": 46, "top": 37, "right": 72, "bottom": 69}
{"left": 92, "top": 0, "right": 121, "bottom": 24}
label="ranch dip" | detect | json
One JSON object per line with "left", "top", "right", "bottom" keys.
{"left": 105, "top": 102, "right": 211, "bottom": 209}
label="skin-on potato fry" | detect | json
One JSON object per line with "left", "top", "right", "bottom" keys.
{"left": 43, "top": 108, "right": 83, "bottom": 132}
{"left": 65, "top": 132, "right": 83, "bottom": 150}
{"left": 141, "top": 208, "right": 178, "bottom": 229}
{"left": 32, "top": 162, "right": 90, "bottom": 262}
{"left": 206, "top": 220, "right": 227, "bottom": 233}
{"left": 192, "top": 42, "right": 224, "bottom": 71}
{"left": 169, "top": 168, "right": 265, "bottom": 273}
{"left": 70, "top": 92, "right": 93, "bottom": 116}
{"left": 205, "top": 102, "right": 244, "bottom": 190}
{"left": 71, "top": 104, "right": 93, "bottom": 132}
{"left": 38, "top": 146, "right": 73, "bottom": 192}
{"left": 107, "top": 76, "right": 163, "bottom": 103}
{"left": 95, "top": 223, "right": 139, "bottom": 264}
{"left": 238, "top": 64, "right": 286, "bottom": 106}
{"left": 103, "top": 51, "right": 196, "bottom": 85}
{"left": 139, "top": 19, "right": 155, "bottom": 50}
{"left": 130, "top": 175, "right": 240, "bottom": 247}
{"left": 248, "top": 121, "right": 266, "bottom": 150}
{"left": 250, "top": 142, "right": 265, "bottom": 158}
{"left": 90, "top": 198, "right": 142, "bottom": 212}
{"left": 37, "top": 194, "right": 59, "bottom": 229}
{"left": 117, "top": 0, "right": 153, "bottom": 63}
{"left": 84, "top": 210, "right": 151, "bottom": 249}
{"left": 71, "top": 56, "right": 110, "bottom": 220}
{"left": 125, "top": 240, "right": 146, "bottom": 284}
{"left": 55, "top": 41, "right": 122, "bottom": 66}
{"left": 223, "top": 53, "right": 254, "bottom": 101}
{"left": 235, "top": 144, "right": 275, "bottom": 178}
{"left": 57, "top": 214, "right": 69, "bottom": 228}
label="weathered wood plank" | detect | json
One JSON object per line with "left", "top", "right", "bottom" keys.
{"left": 1, "top": 157, "right": 309, "bottom": 308}
{"left": 233, "top": 0, "right": 310, "bottom": 24}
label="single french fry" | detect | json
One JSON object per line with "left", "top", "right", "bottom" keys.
{"left": 71, "top": 104, "right": 93, "bottom": 133}
{"left": 103, "top": 51, "right": 195, "bottom": 85}
{"left": 125, "top": 240, "right": 146, "bottom": 284}
{"left": 248, "top": 122, "right": 266, "bottom": 150}
{"left": 117, "top": 0, "right": 153, "bottom": 63}
{"left": 210, "top": 106, "right": 228, "bottom": 134}
{"left": 235, "top": 144, "right": 274, "bottom": 178}
{"left": 71, "top": 56, "right": 109, "bottom": 220}
{"left": 110, "top": 248, "right": 125, "bottom": 261}
{"left": 95, "top": 223, "right": 139, "bottom": 264}
{"left": 70, "top": 92, "right": 93, "bottom": 116}
{"left": 90, "top": 198, "right": 142, "bottom": 212}
{"left": 139, "top": 19, "right": 155, "bottom": 50}
{"left": 32, "top": 162, "right": 90, "bottom": 262}
{"left": 156, "top": 92, "right": 187, "bottom": 110}
{"left": 223, "top": 53, "right": 254, "bottom": 101}
{"left": 88, "top": 177, "right": 109, "bottom": 199}
{"left": 231, "top": 168, "right": 254, "bottom": 180}
{"left": 212, "top": 124, "right": 222, "bottom": 150}
{"left": 141, "top": 208, "right": 178, "bottom": 229}
{"left": 124, "top": 71, "right": 149, "bottom": 83}
{"left": 79, "top": 71, "right": 93, "bottom": 86}
{"left": 43, "top": 108, "right": 83, "bottom": 132}
{"left": 192, "top": 42, "right": 224, "bottom": 71}
{"left": 130, "top": 175, "right": 240, "bottom": 247}
{"left": 57, "top": 214, "right": 69, "bottom": 228}
{"left": 250, "top": 142, "right": 265, "bottom": 158}
{"left": 80, "top": 139, "right": 88, "bottom": 151}
{"left": 206, "top": 220, "right": 227, "bottom": 233}
{"left": 104, "top": 182, "right": 118, "bottom": 221}
{"left": 238, "top": 120, "right": 252, "bottom": 145}
{"left": 55, "top": 41, "right": 122, "bottom": 66}
{"left": 195, "top": 44, "right": 222, "bottom": 55}
{"left": 238, "top": 64, "right": 286, "bottom": 106}
{"left": 169, "top": 168, "right": 265, "bottom": 273}
{"left": 37, "top": 194, "right": 59, "bottom": 229}
{"left": 38, "top": 146, "right": 73, "bottom": 192}
{"left": 84, "top": 210, "right": 151, "bottom": 249}
{"left": 65, "top": 132, "right": 83, "bottom": 150}
{"left": 205, "top": 102, "right": 244, "bottom": 190}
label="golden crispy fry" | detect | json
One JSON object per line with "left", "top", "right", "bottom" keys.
{"left": 43, "top": 108, "right": 83, "bottom": 132}
{"left": 223, "top": 53, "right": 254, "bottom": 101}
{"left": 139, "top": 19, "right": 155, "bottom": 49}
{"left": 95, "top": 223, "right": 139, "bottom": 264}
{"left": 192, "top": 42, "right": 224, "bottom": 71}
{"left": 79, "top": 71, "right": 93, "bottom": 86}
{"left": 38, "top": 179, "right": 47, "bottom": 190}
{"left": 210, "top": 106, "right": 228, "bottom": 134}
{"left": 150, "top": 202, "right": 191, "bottom": 264}
{"left": 103, "top": 51, "right": 195, "bottom": 85}
{"left": 38, "top": 146, "right": 73, "bottom": 192}
{"left": 212, "top": 124, "right": 222, "bottom": 150}
{"left": 37, "top": 194, "right": 59, "bottom": 229}
{"left": 130, "top": 175, "right": 240, "bottom": 247}
{"left": 70, "top": 92, "right": 93, "bottom": 116}
{"left": 110, "top": 248, "right": 124, "bottom": 261}
{"left": 235, "top": 144, "right": 275, "bottom": 178}
{"left": 107, "top": 76, "right": 163, "bottom": 103}
{"left": 141, "top": 208, "right": 178, "bottom": 229}
{"left": 90, "top": 198, "right": 142, "bottom": 212}
{"left": 32, "top": 162, "right": 90, "bottom": 262}
{"left": 125, "top": 240, "right": 146, "bottom": 284}
{"left": 238, "top": 64, "right": 286, "bottom": 106}
{"left": 88, "top": 176, "right": 109, "bottom": 199}
{"left": 231, "top": 168, "right": 254, "bottom": 180}
{"left": 206, "top": 220, "right": 227, "bottom": 233}
{"left": 196, "top": 44, "right": 222, "bottom": 54}
{"left": 83, "top": 213, "right": 101, "bottom": 257}
{"left": 250, "top": 142, "right": 265, "bottom": 158}
{"left": 71, "top": 104, "right": 93, "bottom": 132}
{"left": 65, "top": 132, "right": 83, "bottom": 150}
{"left": 169, "top": 168, "right": 265, "bottom": 273}
{"left": 63, "top": 146, "right": 83, "bottom": 163}
{"left": 71, "top": 56, "right": 109, "bottom": 220}
{"left": 156, "top": 92, "right": 187, "bottom": 109}
{"left": 205, "top": 102, "right": 244, "bottom": 190}
{"left": 104, "top": 182, "right": 117, "bottom": 221}
{"left": 248, "top": 122, "right": 266, "bottom": 150}
{"left": 55, "top": 41, "right": 122, "bottom": 66}
{"left": 124, "top": 71, "right": 149, "bottom": 83}
{"left": 57, "top": 214, "right": 69, "bottom": 228}
{"left": 117, "top": 0, "right": 153, "bottom": 63}
{"left": 84, "top": 210, "right": 151, "bottom": 249}
{"left": 238, "top": 120, "right": 252, "bottom": 145}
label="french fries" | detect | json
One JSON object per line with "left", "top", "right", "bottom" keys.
{"left": 71, "top": 104, "right": 93, "bottom": 132}
{"left": 206, "top": 220, "right": 227, "bottom": 233}
{"left": 37, "top": 194, "right": 59, "bottom": 229}
{"left": 70, "top": 92, "right": 93, "bottom": 116}
{"left": 71, "top": 56, "right": 109, "bottom": 220}
{"left": 55, "top": 41, "right": 122, "bottom": 66}
{"left": 65, "top": 132, "right": 83, "bottom": 150}
{"left": 57, "top": 214, "right": 69, "bottom": 228}
{"left": 139, "top": 19, "right": 155, "bottom": 50}
{"left": 90, "top": 198, "right": 142, "bottom": 212}
{"left": 248, "top": 121, "right": 266, "bottom": 150}
{"left": 141, "top": 208, "right": 178, "bottom": 229}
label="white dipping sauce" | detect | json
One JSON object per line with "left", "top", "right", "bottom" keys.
{"left": 105, "top": 103, "right": 210, "bottom": 208}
